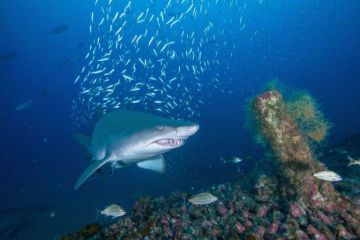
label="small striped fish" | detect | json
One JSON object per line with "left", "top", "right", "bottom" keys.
{"left": 100, "top": 204, "right": 126, "bottom": 218}
{"left": 189, "top": 192, "right": 218, "bottom": 205}
{"left": 313, "top": 171, "right": 342, "bottom": 182}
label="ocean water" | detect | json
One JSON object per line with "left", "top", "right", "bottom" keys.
{"left": 0, "top": 0, "right": 360, "bottom": 239}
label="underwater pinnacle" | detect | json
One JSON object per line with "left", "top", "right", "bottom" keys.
{"left": 253, "top": 90, "right": 339, "bottom": 208}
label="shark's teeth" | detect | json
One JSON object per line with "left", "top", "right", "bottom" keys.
{"left": 155, "top": 139, "right": 184, "bottom": 146}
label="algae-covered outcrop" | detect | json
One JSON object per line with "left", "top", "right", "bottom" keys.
{"left": 247, "top": 80, "right": 332, "bottom": 145}
{"left": 286, "top": 92, "right": 332, "bottom": 142}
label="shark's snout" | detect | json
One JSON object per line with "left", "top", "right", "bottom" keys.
{"left": 177, "top": 124, "right": 199, "bottom": 138}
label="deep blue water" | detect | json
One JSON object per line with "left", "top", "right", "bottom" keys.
{"left": 1, "top": 0, "right": 360, "bottom": 238}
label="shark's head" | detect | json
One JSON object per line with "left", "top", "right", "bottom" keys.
{"left": 125, "top": 120, "right": 199, "bottom": 159}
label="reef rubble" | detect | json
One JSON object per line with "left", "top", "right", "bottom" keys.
{"left": 61, "top": 178, "right": 360, "bottom": 240}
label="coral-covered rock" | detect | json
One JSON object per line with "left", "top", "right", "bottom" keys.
{"left": 235, "top": 221, "right": 246, "bottom": 234}
{"left": 306, "top": 224, "right": 319, "bottom": 235}
{"left": 266, "top": 220, "right": 280, "bottom": 234}
{"left": 217, "top": 206, "right": 228, "bottom": 216}
{"left": 314, "top": 233, "right": 327, "bottom": 240}
{"left": 295, "top": 230, "right": 310, "bottom": 240}
{"left": 255, "top": 226, "right": 266, "bottom": 239}
{"left": 316, "top": 210, "right": 332, "bottom": 225}
{"left": 298, "top": 216, "right": 308, "bottom": 227}
{"left": 337, "top": 225, "right": 357, "bottom": 240}
{"left": 244, "top": 219, "right": 254, "bottom": 229}
{"left": 257, "top": 204, "right": 270, "bottom": 217}
{"left": 289, "top": 203, "right": 305, "bottom": 218}
{"left": 79, "top": 223, "right": 101, "bottom": 237}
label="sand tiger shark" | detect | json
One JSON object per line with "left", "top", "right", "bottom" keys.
{"left": 74, "top": 110, "right": 199, "bottom": 190}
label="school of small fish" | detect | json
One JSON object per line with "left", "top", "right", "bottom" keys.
{"left": 71, "top": 0, "right": 262, "bottom": 127}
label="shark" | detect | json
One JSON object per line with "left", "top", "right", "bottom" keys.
{"left": 0, "top": 206, "right": 53, "bottom": 239}
{"left": 74, "top": 110, "right": 199, "bottom": 190}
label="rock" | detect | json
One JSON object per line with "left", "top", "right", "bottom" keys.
{"left": 306, "top": 224, "right": 319, "bottom": 235}
{"left": 337, "top": 225, "right": 357, "bottom": 240}
{"left": 298, "top": 216, "right": 308, "bottom": 227}
{"left": 235, "top": 221, "right": 246, "bottom": 234}
{"left": 266, "top": 220, "right": 280, "bottom": 234}
{"left": 255, "top": 226, "right": 266, "bottom": 239}
{"left": 316, "top": 210, "right": 332, "bottom": 225}
{"left": 289, "top": 203, "right": 305, "bottom": 218}
{"left": 294, "top": 230, "right": 309, "bottom": 240}
{"left": 257, "top": 205, "right": 270, "bottom": 217}
{"left": 244, "top": 220, "right": 254, "bottom": 229}
{"left": 217, "top": 206, "right": 228, "bottom": 216}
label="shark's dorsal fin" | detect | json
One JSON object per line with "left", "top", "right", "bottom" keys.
{"left": 137, "top": 155, "right": 165, "bottom": 173}
{"left": 73, "top": 132, "right": 92, "bottom": 153}
{"left": 74, "top": 159, "right": 109, "bottom": 190}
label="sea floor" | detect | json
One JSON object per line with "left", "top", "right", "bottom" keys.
{"left": 61, "top": 177, "right": 360, "bottom": 240}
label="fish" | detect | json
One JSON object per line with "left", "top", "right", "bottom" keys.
{"left": 0, "top": 51, "right": 16, "bottom": 62}
{"left": 14, "top": 100, "right": 32, "bottom": 111}
{"left": 58, "top": 53, "right": 83, "bottom": 70}
{"left": 329, "top": 146, "right": 348, "bottom": 155}
{"left": 313, "top": 171, "right": 342, "bottom": 182}
{"left": 99, "top": 204, "right": 126, "bottom": 218}
{"left": 46, "top": 24, "right": 69, "bottom": 34}
{"left": 189, "top": 192, "right": 218, "bottom": 205}
{"left": 220, "top": 156, "right": 242, "bottom": 164}
{"left": 73, "top": 110, "right": 199, "bottom": 189}
{"left": 347, "top": 155, "right": 360, "bottom": 167}
{"left": 76, "top": 41, "right": 86, "bottom": 50}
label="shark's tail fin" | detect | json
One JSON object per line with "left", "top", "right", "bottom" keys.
{"left": 95, "top": 207, "right": 100, "bottom": 221}
{"left": 74, "top": 159, "right": 109, "bottom": 190}
{"left": 347, "top": 155, "right": 354, "bottom": 167}
{"left": 73, "top": 132, "right": 92, "bottom": 153}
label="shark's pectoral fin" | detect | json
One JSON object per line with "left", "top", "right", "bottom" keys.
{"left": 111, "top": 161, "right": 126, "bottom": 170}
{"left": 137, "top": 155, "right": 165, "bottom": 173}
{"left": 74, "top": 159, "right": 109, "bottom": 190}
{"left": 73, "top": 132, "right": 92, "bottom": 153}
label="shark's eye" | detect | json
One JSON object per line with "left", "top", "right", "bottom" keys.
{"left": 156, "top": 125, "right": 164, "bottom": 130}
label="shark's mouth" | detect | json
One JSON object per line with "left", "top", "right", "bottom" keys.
{"left": 154, "top": 139, "right": 185, "bottom": 147}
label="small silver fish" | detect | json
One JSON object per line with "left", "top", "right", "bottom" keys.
{"left": 347, "top": 155, "right": 360, "bottom": 167}
{"left": 220, "top": 156, "right": 242, "bottom": 164}
{"left": 99, "top": 204, "right": 126, "bottom": 218}
{"left": 14, "top": 100, "right": 33, "bottom": 111}
{"left": 189, "top": 192, "right": 218, "bottom": 205}
{"left": 313, "top": 171, "right": 342, "bottom": 182}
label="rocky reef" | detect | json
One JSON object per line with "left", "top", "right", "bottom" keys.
{"left": 61, "top": 179, "right": 360, "bottom": 239}
{"left": 62, "top": 91, "right": 360, "bottom": 240}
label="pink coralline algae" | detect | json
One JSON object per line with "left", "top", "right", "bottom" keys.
{"left": 316, "top": 210, "right": 332, "bottom": 225}
{"left": 256, "top": 204, "right": 269, "bottom": 217}
{"left": 235, "top": 221, "right": 246, "bottom": 234}
{"left": 266, "top": 220, "right": 280, "bottom": 234}
{"left": 217, "top": 206, "right": 228, "bottom": 216}
{"left": 306, "top": 224, "right": 320, "bottom": 235}
{"left": 290, "top": 203, "right": 305, "bottom": 218}
{"left": 244, "top": 219, "right": 254, "bottom": 229}
{"left": 255, "top": 226, "right": 266, "bottom": 239}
